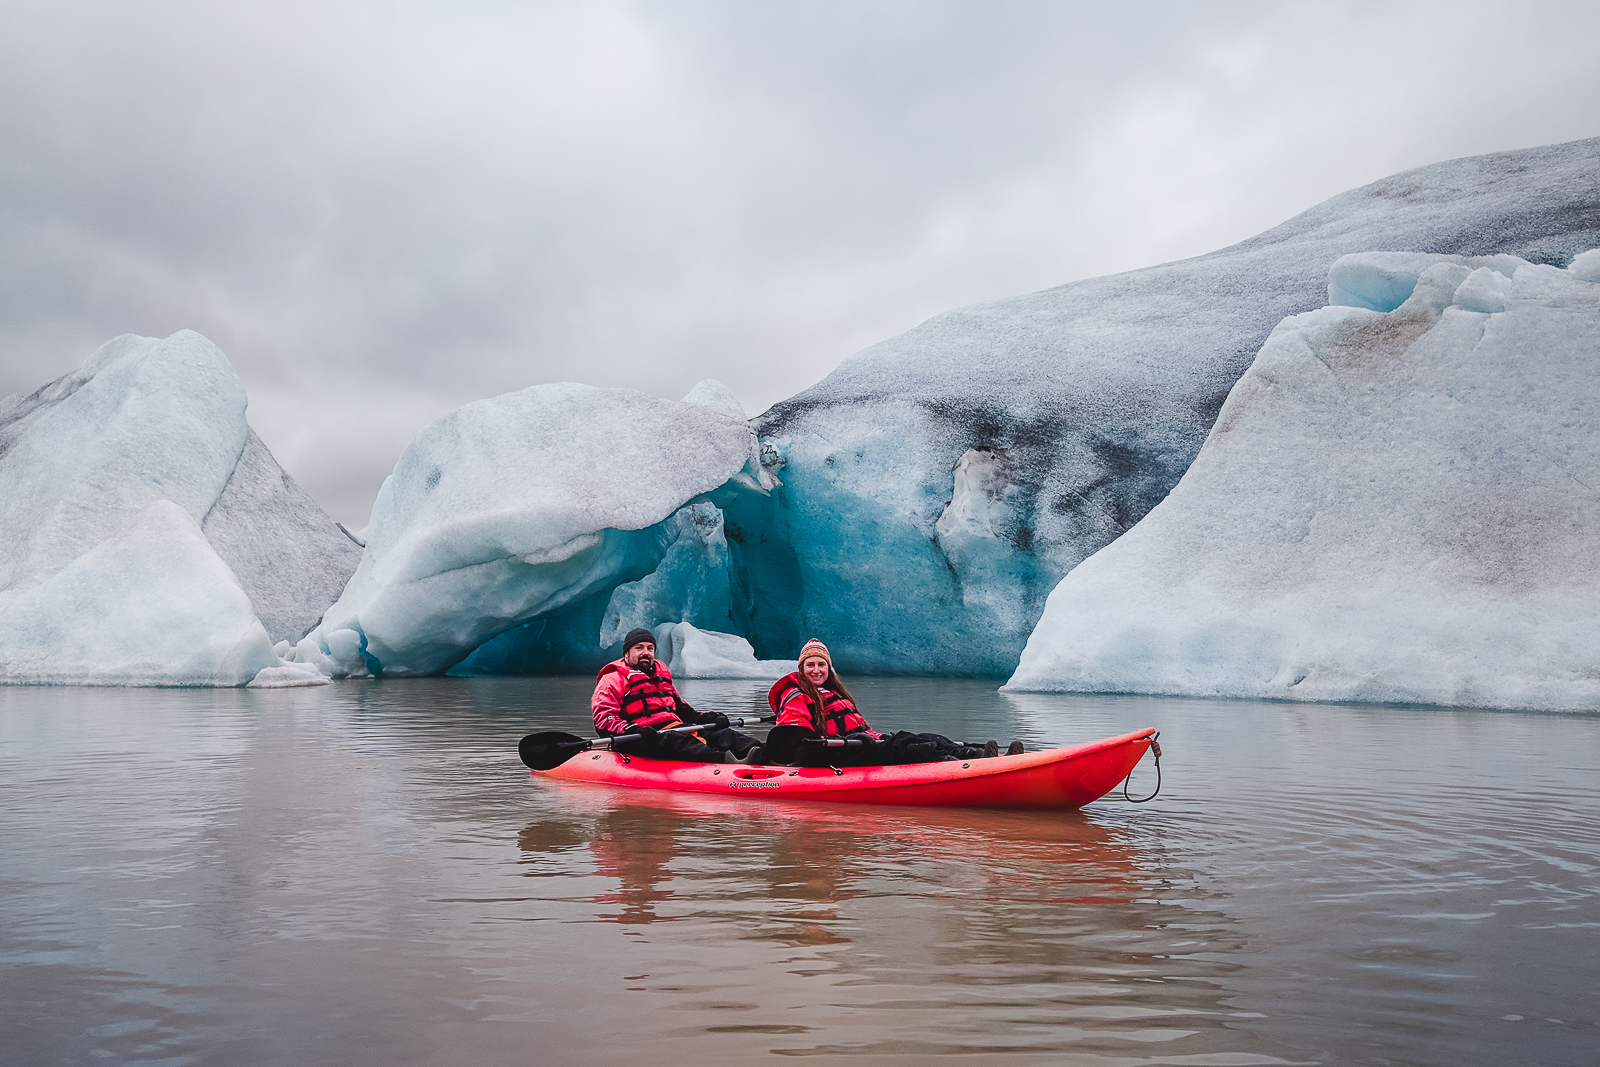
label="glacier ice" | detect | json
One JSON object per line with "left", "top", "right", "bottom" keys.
{"left": 0, "top": 331, "right": 360, "bottom": 685}
{"left": 654, "top": 621, "right": 793, "bottom": 679}
{"left": 1006, "top": 251, "right": 1600, "bottom": 711}
{"left": 309, "top": 382, "right": 761, "bottom": 676}
{"left": 0, "top": 501, "right": 279, "bottom": 686}
{"left": 681, "top": 378, "right": 750, "bottom": 420}
{"left": 277, "top": 628, "right": 369, "bottom": 680}
{"left": 202, "top": 428, "right": 363, "bottom": 643}
{"left": 0, "top": 332, "right": 247, "bottom": 599}
{"left": 1571, "top": 248, "right": 1600, "bottom": 283}
{"left": 599, "top": 502, "right": 736, "bottom": 648}
{"left": 248, "top": 662, "right": 333, "bottom": 688}
{"left": 731, "top": 137, "right": 1600, "bottom": 676}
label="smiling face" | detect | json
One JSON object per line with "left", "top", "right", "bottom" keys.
{"left": 625, "top": 641, "right": 656, "bottom": 669}
{"left": 801, "top": 655, "right": 829, "bottom": 686}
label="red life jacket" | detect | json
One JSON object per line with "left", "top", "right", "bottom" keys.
{"left": 767, "top": 672, "right": 876, "bottom": 737}
{"left": 599, "top": 662, "right": 683, "bottom": 730}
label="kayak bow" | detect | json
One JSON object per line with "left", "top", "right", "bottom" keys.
{"left": 533, "top": 727, "right": 1158, "bottom": 809}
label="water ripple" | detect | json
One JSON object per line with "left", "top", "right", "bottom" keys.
{"left": 3, "top": 680, "right": 1598, "bottom": 1065}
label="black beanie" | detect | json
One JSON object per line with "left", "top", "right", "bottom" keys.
{"left": 622, "top": 627, "right": 656, "bottom": 653}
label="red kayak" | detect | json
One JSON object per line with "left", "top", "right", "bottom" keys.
{"left": 534, "top": 727, "right": 1159, "bottom": 809}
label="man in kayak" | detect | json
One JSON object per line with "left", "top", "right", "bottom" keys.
{"left": 764, "top": 638, "right": 1023, "bottom": 766}
{"left": 593, "top": 628, "right": 763, "bottom": 763}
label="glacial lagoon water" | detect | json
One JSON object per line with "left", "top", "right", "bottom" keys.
{"left": 2, "top": 677, "right": 1597, "bottom": 1066}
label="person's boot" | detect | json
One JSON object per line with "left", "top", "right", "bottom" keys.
{"left": 982, "top": 740, "right": 1000, "bottom": 759}
{"left": 1006, "top": 741, "right": 1025, "bottom": 756}
{"left": 730, "top": 745, "right": 766, "bottom": 765}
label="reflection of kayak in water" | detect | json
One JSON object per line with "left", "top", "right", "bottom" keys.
{"left": 533, "top": 727, "right": 1158, "bottom": 809}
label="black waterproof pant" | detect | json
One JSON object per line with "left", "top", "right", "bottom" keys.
{"left": 788, "top": 730, "right": 988, "bottom": 768}
{"left": 875, "top": 730, "right": 990, "bottom": 764}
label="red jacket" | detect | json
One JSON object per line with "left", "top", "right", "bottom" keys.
{"left": 767, "top": 672, "right": 880, "bottom": 739}
{"left": 593, "top": 659, "right": 685, "bottom": 734}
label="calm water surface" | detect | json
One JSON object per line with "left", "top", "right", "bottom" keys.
{"left": 2, "top": 678, "right": 1597, "bottom": 1066}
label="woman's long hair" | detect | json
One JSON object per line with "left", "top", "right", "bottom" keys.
{"left": 794, "top": 661, "right": 856, "bottom": 732}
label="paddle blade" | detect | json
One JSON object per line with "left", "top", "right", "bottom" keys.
{"left": 519, "top": 730, "right": 591, "bottom": 770}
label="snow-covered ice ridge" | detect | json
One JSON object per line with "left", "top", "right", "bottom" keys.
{"left": 1007, "top": 249, "right": 1600, "bottom": 711}
{"left": 0, "top": 332, "right": 358, "bottom": 686}
{"left": 738, "top": 137, "right": 1600, "bottom": 675}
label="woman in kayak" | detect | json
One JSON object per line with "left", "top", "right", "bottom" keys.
{"left": 764, "top": 638, "right": 1023, "bottom": 766}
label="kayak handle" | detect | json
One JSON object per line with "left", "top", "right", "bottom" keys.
{"left": 1118, "top": 731, "right": 1162, "bottom": 803}
{"left": 803, "top": 737, "right": 867, "bottom": 749}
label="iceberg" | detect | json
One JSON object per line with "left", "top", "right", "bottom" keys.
{"left": 731, "top": 137, "right": 1600, "bottom": 675}
{"left": 0, "top": 331, "right": 360, "bottom": 685}
{"left": 654, "top": 621, "right": 793, "bottom": 679}
{"left": 202, "top": 428, "right": 364, "bottom": 644}
{"left": 309, "top": 382, "right": 762, "bottom": 676}
{"left": 1006, "top": 251, "right": 1600, "bottom": 711}
{"left": 598, "top": 501, "right": 737, "bottom": 648}
{"left": 0, "top": 501, "right": 278, "bottom": 686}
{"left": 1, "top": 332, "right": 246, "bottom": 600}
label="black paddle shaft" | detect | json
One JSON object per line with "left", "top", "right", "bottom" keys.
{"left": 518, "top": 714, "right": 775, "bottom": 770}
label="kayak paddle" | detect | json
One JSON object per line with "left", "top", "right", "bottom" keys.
{"left": 518, "top": 713, "right": 775, "bottom": 771}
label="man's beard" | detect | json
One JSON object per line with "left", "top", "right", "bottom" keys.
{"left": 634, "top": 655, "right": 656, "bottom": 673}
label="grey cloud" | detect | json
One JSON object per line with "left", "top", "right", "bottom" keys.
{"left": 1, "top": 0, "right": 1598, "bottom": 524}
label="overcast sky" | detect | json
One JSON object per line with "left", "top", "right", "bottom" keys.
{"left": 2, "top": 1, "right": 1597, "bottom": 525}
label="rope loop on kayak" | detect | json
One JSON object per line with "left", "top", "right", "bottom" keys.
{"left": 1118, "top": 733, "right": 1162, "bottom": 803}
